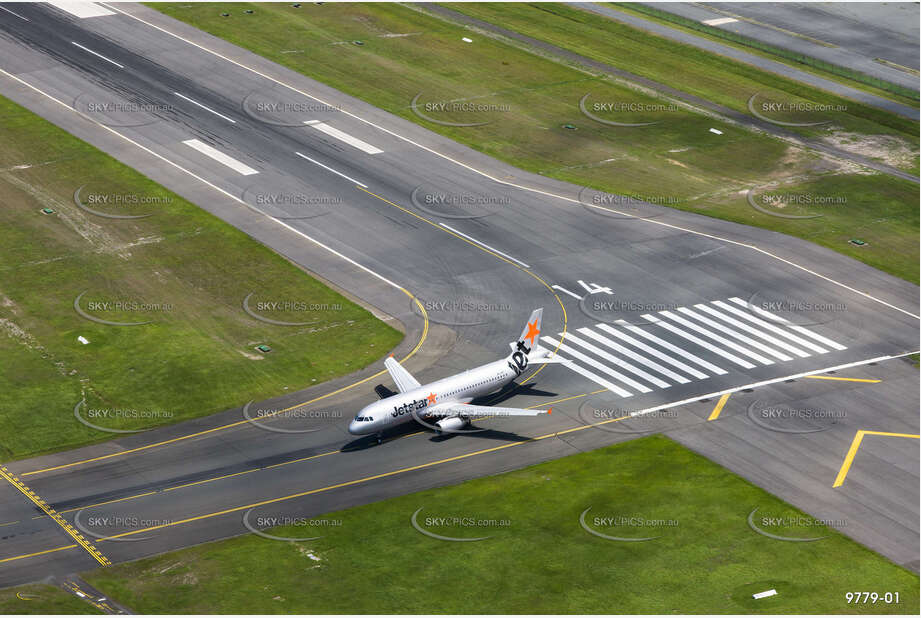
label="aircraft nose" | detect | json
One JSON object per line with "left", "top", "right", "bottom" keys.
{"left": 348, "top": 419, "right": 361, "bottom": 435}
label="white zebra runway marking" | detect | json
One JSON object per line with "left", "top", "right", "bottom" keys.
{"left": 544, "top": 297, "right": 847, "bottom": 396}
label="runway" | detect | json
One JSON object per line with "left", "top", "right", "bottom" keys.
{"left": 0, "top": 2, "right": 917, "bottom": 587}
{"left": 638, "top": 2, "right": 919, "bottom": 89}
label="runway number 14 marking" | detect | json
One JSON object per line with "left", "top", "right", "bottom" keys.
{"left": 553, "top": 280, "right": 613, "bottom": 300}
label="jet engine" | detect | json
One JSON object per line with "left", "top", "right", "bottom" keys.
{"left": 434, "top": 416, "right": 467, "bottom": 434}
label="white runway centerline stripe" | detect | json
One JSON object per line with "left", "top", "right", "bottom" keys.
{"left": 642, "top": 314, "right": 757, "bottom": 369}
{"left": 569, "top": 328, "right": 689, "bottom": 380}
{"left": 729, "top": 297, "right": 847, "bottom": 351}
{"left": 0, "top": 5, "right": 29, "bottom": 20}
{"left": 182, "top": 139, "right": 258, "bottom": 175}
{"left": 543, "top": 336, "right": 651, "bottom": 394}
{"left": 540, "top": 346, "right": 633, "bottom": 397}
{"left": 694, "top": 303, "right": 810, "bottom": 358}
{"left": 715, "top": 300, "right": 827, "bottom": 354}
{"left": 677, "top": 306, "right": 793, "bottom": 362}
{"left": 304, "top": 120, "right": 383, "bottom": 154}
{"left": 612, "top": 321, "right": 726, "bottom": 376}
{"left": 71, "top": 42, "right": 123, "bottom": 68}
{"left": 294, "top": 151, "right": 367, "bottom": 188}
{"left": 49, "top": 2, "right": 114, "bottom": 18}
{"left": 440, "top": 224, "right": 530, "bottom": 268}
{"left": 174, "top": 92, "right": 236, "bottom": 123}
{"left": 658, "top": 310, "right": 775, "bottom": 365}
{"left": 596, "top": 323, "right": 709, "bottom": 380}
{"left": 702, "top": 17, "right": 738, "bottom": 26}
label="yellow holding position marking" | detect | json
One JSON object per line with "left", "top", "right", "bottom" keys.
{"left": 833, "top": 430, "right": 920, "bottom": 487}
{"left": 707, "top": 393, "right": 731, "bottom": 421}
{"left": 0, "top": 466, "right": 109, "bottom": 566}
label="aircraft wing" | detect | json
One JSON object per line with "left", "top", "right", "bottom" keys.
{"left": 425, "top": 402, "right": 551, "bottom": 418}
{"left": 384, "top": 356, "right": 421, "bottom": 393}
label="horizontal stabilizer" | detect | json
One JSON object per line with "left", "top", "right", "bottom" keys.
{"left": 528, "top": 345, "right": 569, "bottom": 364}
{"left": 374, "top": 384, "right": 397, "bottom": 399}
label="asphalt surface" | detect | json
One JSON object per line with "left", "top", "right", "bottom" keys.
{"left": 645, "top": 2, "right": 919, "bottom": 89}
{"left": 707, "top": 2, "right": 919, "bottom": 71}
{"left": 0, "top": 2, "right": 917, "bottom": 590}
{"left": 576, "top": 3, "right": 919, "bottom": 120}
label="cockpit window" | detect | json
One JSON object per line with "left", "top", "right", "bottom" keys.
{"left": 354, "top": 416, "right": 373, "bottom": 422}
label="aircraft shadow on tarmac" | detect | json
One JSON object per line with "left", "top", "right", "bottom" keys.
{"left": 340, "top": 381, "right": 558, "bottom": 451}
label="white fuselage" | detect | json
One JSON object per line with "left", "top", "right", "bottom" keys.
{"left": 348, "top": 358, "right": 518, "bottom": 435}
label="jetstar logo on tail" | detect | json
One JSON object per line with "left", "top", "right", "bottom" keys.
{"left": 508, "top": 318, "right": 540, "bottom": 376}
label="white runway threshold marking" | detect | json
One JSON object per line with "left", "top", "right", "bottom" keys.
{"left": 48, "top": 2, "right": 114, "bottom": 18}
{"left": 70, "top": 42, "right": 123, "bottom": 68}
{"left": 182, "top": 139, "right": 258, "bottom": 176}
{"left": 174, "top": 92, "right": 236, "bottom": 123}
{"left": 304, "top": 120, "right": 383, "bottom": 154}
{"left": 294, "top": 152, "right": 367, "bottom": 188}
{"left": 551, "top": 298, "right": 851, "bottom": 397}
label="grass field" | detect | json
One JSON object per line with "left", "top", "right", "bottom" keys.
{"left": 449, "top": 3, "right": 919, "bottom": 151}
{"left": 152, "top": 3, "right": 918, "bottom": 283}
{"left": 79, "top": 435, "right": 919, "bottom": 614}
{"left": 689, "top": 173, "right": 919, "bottom": 283}
{"left": 0, "top": 94, "right": 402, "bottom": 461}
{"left": 0, "top": 584, "right": 95, "bottom": 615}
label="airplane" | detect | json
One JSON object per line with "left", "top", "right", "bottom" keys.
{"left": 348, "top": 308, "right": 564, "bottom": 442}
